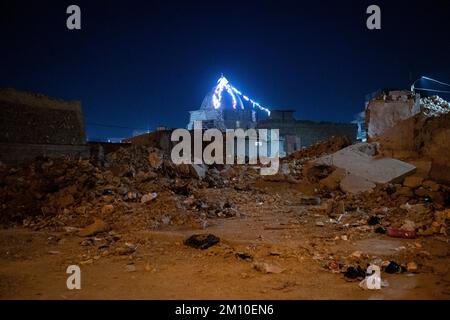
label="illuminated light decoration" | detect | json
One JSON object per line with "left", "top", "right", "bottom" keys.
{"left": 211, "top": 75, "right": 271, "bottom": 116}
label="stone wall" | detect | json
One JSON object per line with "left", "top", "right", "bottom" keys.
{"left": 0, "top": 88, "right": 86, "bottom": 145}
{"left": 0, "top": 88, "right": 87, "bottom": 164}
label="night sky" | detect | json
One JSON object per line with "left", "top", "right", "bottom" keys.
{"left": 1, "top": 0, "right": 450, "bottom": 140}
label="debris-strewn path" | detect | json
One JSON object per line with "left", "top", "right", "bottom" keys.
{"left": 1, "top": 184, "right": 449, "bottom": 299}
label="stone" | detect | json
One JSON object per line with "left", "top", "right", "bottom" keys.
{"left": 101, "top": 204, "right": 114, "bottom": 215}
{"left": 401, "top": 220, "right": 416, "bottom": 232}
{"left": 395, "top": 186, "right": 413, "bottom": 197}
{"left": 125, "top": 264, "right": 136, "bottom": 272}
{"left": 148, "top": 152, "right": 163, "bottom": 169}
{"left": 299, "top": 196, "right": 321, "bottom": 206}
{"left": 319, "top": 168, "right": 346, "bottom": 191}
{"left": 78, "top": 219, "right": 109, "bottom": 237}
{"left": 252, "top": 261, "right": 285, "bottom": 274}
{"left": 406, "top": 262, "right": 418, "bottom": 273}
{"left": 184, "top": 234, "right": 220, "bottom": 249}
{"left": 74, "top": 206, "right": 87, "bottom": 215}
{"left": 340, "top": 174, "right": 376, "bottom": 194}
{"left": 422, "top": 180, "right": 440, "bottom": 192}
{"left": 414, "top": 187, "right": 429, "bottom": 197}
{"left": 58, "top": 194, "right": 75, "bottom": 208}
{"left": 403, "top": 176, "right": 423, "bottom": 189}
{"left": 191, "top": 164, "right": 207, "bottom": 179}
{"left": 141, "top": 192, "right": 157, "bottom": 203}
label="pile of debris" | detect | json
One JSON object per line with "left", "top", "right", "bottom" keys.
{"left": 420, "top": 95, "right": 450, "bottom": 117}
{"left": 0, "top": 145, "right": 260, "bottom": 231}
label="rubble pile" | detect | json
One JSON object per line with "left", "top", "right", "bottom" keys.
{"left": 420, "top": 95, "right": 450, "bottom": 117}
{"left": 286, "top": 136, "right": 351, "bottom": 161}
{"left": 0, "top": 145, "right": 262, "bottom": 231}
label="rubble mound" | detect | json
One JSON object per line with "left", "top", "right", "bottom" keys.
{"left": 420, "top": 95, "right": 450, "bottom": 117}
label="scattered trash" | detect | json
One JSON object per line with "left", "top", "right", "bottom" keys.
{"left": 344, "top": 266, "right": 366, "bottom": 280}
{"left": 384, "top": 261, "right": 401, "bottom": 274}
{"left": 141, "top": 192, "right": 157, "bottom": 203}
{"left": 359, "top": 265, "right": 381, "bottom": 290}
{"left": 387, "top": 227, "right": 417, "bottom": 239}
{"left": 236, "top": 252, "right": 253, "bottom": 260}
{"left": 367, "top": 216, "right": 381, "bottom": 226}
{"left": 184, "top": 234, "right": 220, "bottom": 249}
{"left": 406, "top": 262, "right": 418, "bottom": 273}
{"left": 375, "top": 226, "right": 387, "bottom": 234}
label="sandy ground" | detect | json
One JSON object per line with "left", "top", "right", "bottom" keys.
{"left": 1, "top": 195, "right": 450, "bottom": 300}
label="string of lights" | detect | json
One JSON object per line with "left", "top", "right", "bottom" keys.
{"left": 422, "top": 76, "right": 450, "bottom": 88}
{"left": 212, "top": 75, "right": 271, "bottom": 116}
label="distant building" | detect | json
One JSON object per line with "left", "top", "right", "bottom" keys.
{"left": 257, "top": 110, "right": 357, "bottom": 156}
{"left": 187, "top": 85, "right": 258, "bottom": 131}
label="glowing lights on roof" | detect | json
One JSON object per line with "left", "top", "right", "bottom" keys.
{"left": 212, "top": 75, "right": 271, "bottom": 116}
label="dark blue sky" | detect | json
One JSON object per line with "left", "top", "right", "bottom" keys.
{"left": 1, "top": 0, "right": 450, "bottom": 140}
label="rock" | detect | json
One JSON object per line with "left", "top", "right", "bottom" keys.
{"left": 319, "top": 168, "right": 346, "bottom": 191}
{"left": 184, "top": 234, "right": 220, "bottom": 249}
{"left": 148, "top": 152, "right": 163, "bottom": 169}
{"left": 101, "top": 204, "right": 114, "bottom": 215}
{"left": 395, "top": 186, "right": 413, "bottom": 197}
{"left": 299, "top": 196, "right": 321, "bottom": 206}
{"left": 191, "top": 164, "right": 207, "bottom": 179}
{"left": 252, "top": 261, "right": 285, "bottom": 274}
{"left": 58, "top": 194, "right": 75, "bottom": 208}
{"left": 350, "top": 251, "right": 363, "bottom": 259}
{"left": 406, "top": 262, "right": 418, "bottom": 273}
{"left": 400, "top": 203, "right": 429, "bottom": 215}
{"left": 422, "top": 180, "right": 440, "bottom": 192}
{"left": 141, "top": 192, "right": 157, "bottom": 203}
{"left": 78, "top": 219, "right": 109, "bottom": 237}
{"left": 74, "top": 206, "right": 87, "bottom": 215}
{"left": 115, "top": 243, "right": 137, "bottom": 255}
{"left": 414, "top": 187, "right": 429, "bottom": 197}
{"left": 315, "top": 221, "right": 325, "bottom": 227}
{"left": 403, "top": 176, "right": 423, "bottom": 189}
{"left": 340, "top": 174, "right": 376, "bottom": 194}
{"left": 401, "top": 220, "right": 416, "bottom": 232}
{"left": 125, "top": 264, "right": 136, "bottom": 272}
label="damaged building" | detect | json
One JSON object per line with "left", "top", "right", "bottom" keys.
{"left": 0, "top": 88, "right": 89, "bottom": 164}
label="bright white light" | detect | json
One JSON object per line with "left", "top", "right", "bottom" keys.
{"left": 211, "top": 75, "right": 271, "bottom": 116}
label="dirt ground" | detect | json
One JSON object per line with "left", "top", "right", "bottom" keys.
{"left": 1, "top": 182, "right": 449, "bottom": 300}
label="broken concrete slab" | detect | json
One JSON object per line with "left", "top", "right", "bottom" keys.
{"left": 191, "top": 164, "right": 207, "bottom": 179}
{"left": 316, "top": 143, "right": 416, "bottom": 185}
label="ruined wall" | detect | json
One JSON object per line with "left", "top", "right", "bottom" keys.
{"left": 378, "top": 113, "right": 450, "bottom": 183}
{"left": 0, "top": 88, "right": 86, "bottom": 145}
{"left": 366, "top": 90, "right": 420, "bottom": 140}
{"left": 0, "top": 88, "right": 88, "bottom": 164}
